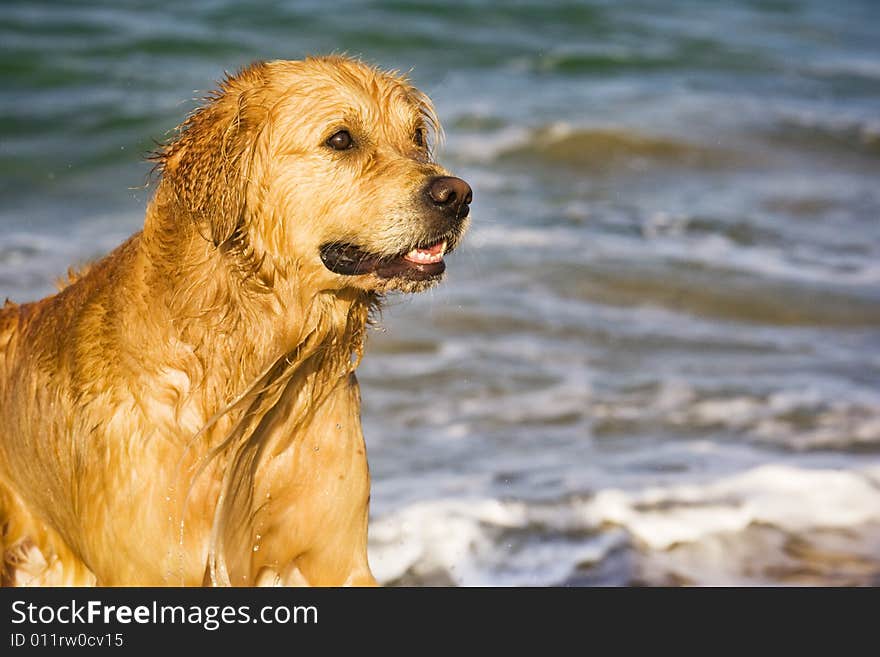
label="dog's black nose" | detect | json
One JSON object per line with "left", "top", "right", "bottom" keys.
{"left": 427, "top": 176, "right": 472, "bottom": 214}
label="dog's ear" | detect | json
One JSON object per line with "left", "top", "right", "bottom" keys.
{"left": 154, "top": 63, "right": 268, "bottom": 247}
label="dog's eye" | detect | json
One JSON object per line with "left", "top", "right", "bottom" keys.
{"left": 413, "top": 129, "right": 425, "bottom": 148}
{"left": 327, "top": 130, "right": 354, "bottom": 151}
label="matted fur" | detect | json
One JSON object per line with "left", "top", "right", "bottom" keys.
{"left": 0, "top": 56, "right": 467, "bottom": 586}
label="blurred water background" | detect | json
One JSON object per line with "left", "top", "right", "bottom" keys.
{"left": 2, "top": 0, "right": 880, "bottom": 585}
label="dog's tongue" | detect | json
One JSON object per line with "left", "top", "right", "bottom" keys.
{"left": 403, "top": 240, "right": 446, "bottom": 265}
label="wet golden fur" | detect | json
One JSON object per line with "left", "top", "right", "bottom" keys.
{"left": 0, "top": 56, "right": 467, "bottom": 586}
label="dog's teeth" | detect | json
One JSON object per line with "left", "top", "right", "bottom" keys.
{"left": 403, "top": 240, "right": 447, "bottom": 265}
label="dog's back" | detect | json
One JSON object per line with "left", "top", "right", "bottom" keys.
{"left": 0, "top": 242, "right": 144, "bottom": 585}
{"left": 0, "top": 299, "right": 23, "bottom": 463}
{"left": 1, "top": 300, "right": 36, "bottom": 584}
{"left": 0, "top": 299, "right": 82, "bottom": 585}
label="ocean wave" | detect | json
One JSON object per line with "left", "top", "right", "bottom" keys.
{"left": 541, "top": 255, "right": 880, "bottom": 327}
{"left": 766, "top": 111, "right": 880, "bottom": 157}
{"left": 803, "top": 57, "right": 880, "bottom": 82}
{"left": 591, "top": 381, "right": 880, "bottom": 452}
{"left": 529, "top": 50, "right": 678, "bottom": 75}
{"left": 523, "top": 37, "right": 770, "bottom": 76}
{"left": 447, "top": 122, "right": 738, "bottom": 171}
{"left": 467, "top": 199, "right": 880, "bottom": 294}
{"left": 369, "top": 463, "right": 880, "bottom": 585}
{"left": 633, "top": 208, "right": 880, "bottom": 288}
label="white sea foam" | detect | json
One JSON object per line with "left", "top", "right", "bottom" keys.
{"left": 585, "top": 464, "right": 880, "bottom": 549}
{"left": 368, "top": 463, "right": 880, "bottom": 586}
{"left": 369, "top": 498, "right": 529, "bottom": 585}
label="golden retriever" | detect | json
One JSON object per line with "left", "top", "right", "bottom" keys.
{"left": 0, "top": 56, "right": 471, "bottom": 586}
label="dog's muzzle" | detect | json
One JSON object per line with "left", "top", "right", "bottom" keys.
{"left": 320, "top": 176, "right": 472, "bottom": 284}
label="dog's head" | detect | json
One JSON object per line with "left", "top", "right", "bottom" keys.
{"left": 156, "top": 56, "right": 471, "bottom": 294}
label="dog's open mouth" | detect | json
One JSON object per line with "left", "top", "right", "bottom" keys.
{"left": 320, "top": 239, "right": 451, "bottom": 280}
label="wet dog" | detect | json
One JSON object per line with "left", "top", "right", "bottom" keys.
{"left": 0, "top": 56, "right": 471, "bottom": 586}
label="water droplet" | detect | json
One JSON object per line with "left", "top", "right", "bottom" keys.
{"left": 253, "top": 545, "right": 260, "bottom": 552}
